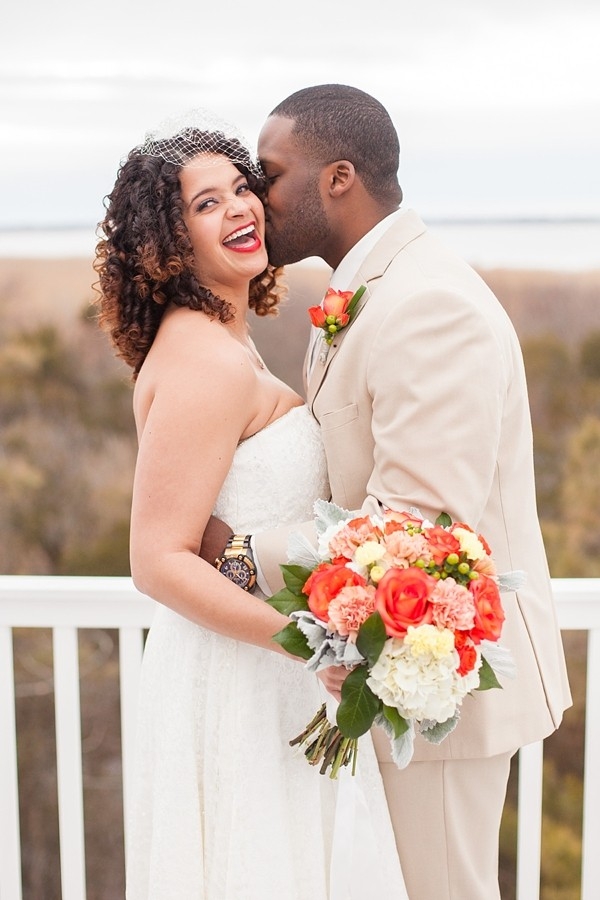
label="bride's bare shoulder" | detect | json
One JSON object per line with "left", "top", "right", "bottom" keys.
{"left": 133, "top": 308, "right": 255, "bottom": 432}
{"left": 145, "top": 308, "right": 249, "bottom": 379}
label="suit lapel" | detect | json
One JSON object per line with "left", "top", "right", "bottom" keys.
{"left": 307, "top": 210, "right": 427, "bottom": 407}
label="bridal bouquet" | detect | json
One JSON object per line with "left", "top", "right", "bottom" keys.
{"left": 267, "top": 501, "right": 520, "bottom": 778}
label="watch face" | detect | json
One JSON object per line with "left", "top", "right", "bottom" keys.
{"left": 219, "top": 555, "right": 255, "bottom": 590}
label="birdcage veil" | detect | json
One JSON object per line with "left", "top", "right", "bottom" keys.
{"left": 135, "top": 108, "right": 263, "bottom": 178}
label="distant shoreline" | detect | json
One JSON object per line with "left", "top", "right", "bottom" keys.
{"left": 1, "top": 219, "right": 598, "bottom": 271}
{"left": 2, "top": 215, "right": 600, "bottom": 233}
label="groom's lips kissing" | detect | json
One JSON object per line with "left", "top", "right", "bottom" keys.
{"left": 222, "top": 221, "right": 262, "bottom": 253}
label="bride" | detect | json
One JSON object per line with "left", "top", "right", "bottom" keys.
{"left": 94, "top": 112, "right": 408, "bottom": 900}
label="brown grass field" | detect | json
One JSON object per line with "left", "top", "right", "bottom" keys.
{"left": 1, "top": 256, "right": 599, "bottom": 397}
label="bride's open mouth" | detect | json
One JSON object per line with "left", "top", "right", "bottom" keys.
{"left": 223, "top": 223, "right": 262, "bottom": 253}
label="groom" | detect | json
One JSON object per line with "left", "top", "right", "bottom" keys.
{"left": 207, "top": 84, "right": 571, "bottom": 899}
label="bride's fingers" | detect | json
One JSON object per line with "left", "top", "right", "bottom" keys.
{"left": 316, "top": 665, "right": 352, "bottom": 697}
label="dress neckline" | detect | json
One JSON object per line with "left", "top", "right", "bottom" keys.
{"left": 238, "top": 403, "right": 307, "bottom": 445}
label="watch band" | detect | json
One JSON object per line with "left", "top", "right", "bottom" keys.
{"left": 215, "top": 533, "right": 257, "bottom": 592}
{"left": 226, "top": 534, "right": 253, "bottom": 557}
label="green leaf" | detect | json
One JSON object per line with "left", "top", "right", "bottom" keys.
{"left": 356, "top": 612, "right": 387, "bottom": 668}
{"left": 271, "top": 622, "right": 313, "bottom": 660}
{"left": 346, "top": 284, "right": 367, "bottom": 316}
{"left": 281, "top": 564, "right": 313, "bottom": 596}
{"left": 382, "top": 704, "right": 409, "bottom": 739}
{"left": 435, "top": 511, "right": 452, "bottom": 528}
{"left": 336, "top": 666, "right": 380, "bottom": 738}
{"left": 476, "top": 656, "right": 502, "bottom": 691}
{"left": 420, "top": 712, "right": 459, "bottom": 744}
{"left": 265, "top": 588, "right": 309, "bottom": 616}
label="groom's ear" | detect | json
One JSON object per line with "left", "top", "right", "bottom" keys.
{"left": 324, "top": 160, "right": 355, "bottom": 198}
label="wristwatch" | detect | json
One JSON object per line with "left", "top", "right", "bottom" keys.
{"left": 215, "top": 534, "right": 257, "bottom": 592}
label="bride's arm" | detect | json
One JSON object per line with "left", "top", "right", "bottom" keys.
{"left": 129, "top": 328, "right": 294, "bottom": 653}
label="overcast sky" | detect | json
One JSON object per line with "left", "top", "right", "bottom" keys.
{"left": 1, "top": 0, "right": 599, "bottom": 228}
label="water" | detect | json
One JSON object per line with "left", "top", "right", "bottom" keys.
{"left": 0, "top": 219, "right": 598, "bottom": 271}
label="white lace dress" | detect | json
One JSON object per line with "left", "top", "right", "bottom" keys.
{"left": 125, "top": 405, "right": 408, "bottom": 900}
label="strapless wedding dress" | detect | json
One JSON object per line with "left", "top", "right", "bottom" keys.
{"left": 125, "top": 405, "right": 408, "bottom": 900}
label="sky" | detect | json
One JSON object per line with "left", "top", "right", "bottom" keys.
{"left": 1, "top": 0, "right": 599, "bottom": 229}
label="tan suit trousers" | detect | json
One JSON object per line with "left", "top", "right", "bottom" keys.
{"left": 372, "top": 727, "right": 513, "bottom": 900}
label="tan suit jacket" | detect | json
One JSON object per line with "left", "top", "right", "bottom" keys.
{"left": 256, "top": 209, "right": 571, "bottom": 760}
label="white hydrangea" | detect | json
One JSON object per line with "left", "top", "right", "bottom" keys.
{"left": 367, "top": 631, "right": 481, "bottom": 724}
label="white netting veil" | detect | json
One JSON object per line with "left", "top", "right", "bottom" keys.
{"left": 135, "top": 108, "right": 263, "bottom": 178}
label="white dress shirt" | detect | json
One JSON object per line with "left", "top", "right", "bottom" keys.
{"left": 305, "top": 209, "right": 404, "bottom": 382}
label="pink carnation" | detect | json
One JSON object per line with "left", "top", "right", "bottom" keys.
{"left": 327, "top": 585, "right": 377, "bottom": 642}
{"left": 383, "top": 530, "right": 432, "bottom": 567}
{"left": 473, "top": 555, "right": 497, "bottom": 576}
{"left": 328, "top": 516, "right": 383, "bottom": 561}
{"left": 430, "top": 577, "right": 476, "bottom": 631}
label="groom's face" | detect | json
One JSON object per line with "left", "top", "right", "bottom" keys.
{"left": 258, "top": 115, "right": 330, "bottom": 268}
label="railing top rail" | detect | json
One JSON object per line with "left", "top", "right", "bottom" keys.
{"left": 0, "top": 576, "right": 156, "bottom": 628}
{"left": 0, "top": 575, "right": 599, "bottom": 629}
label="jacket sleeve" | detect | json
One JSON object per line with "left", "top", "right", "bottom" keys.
{"left": 254, "top": 520, "right": 317, "bottom": 594}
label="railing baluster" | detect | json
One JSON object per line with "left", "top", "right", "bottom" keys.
{"left": 53, "top": 626, "right": 87, "bottom": 900}
{"left": 582, "top": 627, "right": 600, "bottom": 900}
{"left": 0, "top": 626, "right": 23, "bottom": 900}
{"left": 118, "top": 626, "right": 145, "bottom": 863}
{"left": 0, "top": 577, "right": 598, "bottom": 897}
{"left": 516, "top": 740, "right": 543, "bottom": 900}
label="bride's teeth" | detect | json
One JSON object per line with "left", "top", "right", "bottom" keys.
{"left": 224, "top": 225, "right": 254, "bottom": 244}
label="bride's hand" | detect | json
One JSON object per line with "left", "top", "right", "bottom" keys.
{"left": 316, "top": 665, "right": 351, "bottom": 702}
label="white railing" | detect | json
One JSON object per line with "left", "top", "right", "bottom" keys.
{"left": 0, "top": 576, "right": 599, "bottom": 900}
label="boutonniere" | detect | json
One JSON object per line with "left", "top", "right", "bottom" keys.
{"left": 308, "top": 285, "right": 367, "bottom": 346}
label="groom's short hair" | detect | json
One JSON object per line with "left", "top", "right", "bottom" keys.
{"left": 269, "top": 84, "right": 402, "bottom": 205}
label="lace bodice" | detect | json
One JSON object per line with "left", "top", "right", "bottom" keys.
{"left": 213, "top": 404, "right": 330, "bottom": 533}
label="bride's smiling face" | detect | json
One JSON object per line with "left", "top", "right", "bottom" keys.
{"left": 179, "top": 155, "right": 268, "bottom": 292}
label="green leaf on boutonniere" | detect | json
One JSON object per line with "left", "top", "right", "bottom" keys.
{"left": 356, "top": 611, "right": 387, "bottom": 668}
{"left": 281, "top": 564, "right": 313, "bottom": 596}
{"left": 336, "top": 665, "right": 380, "bottom": 738}
{"left": 266, "top": 588, "right": 309, "bottom": 616}
{"left": 435, "top": 511, "right": 453, "bottom": 528}
{"left": 382, "top": 704, "right": 409, "bottom": 739}
{"left": 476, "top": 656, "right": 503, "bottom": 691}
{"left": 271, "top": 622, "right": 313, "bottom": 659}
{"left": 346, "top": 284, "right": 367, "bottom": 317}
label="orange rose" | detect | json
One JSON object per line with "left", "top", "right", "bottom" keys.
{"left": 308, "top": 306, "right": 327, "bottom": 327}
{"left": 424, "top": 526, "right": 461, "bottom": 565}
{"left": 303, "top": 563, "right": 367, "bottom": 622}
{"left": 375, "top": 566, "right": 434, "bottom": 638}
{"left": 308, "top": 289, "right": 354, "bottom": 331}
{"left": 469, "top": 575, "right": 505, "bottom": 643}
{"left": 454, "top": 631, "right": 478, "bottom": 675}
{"left": 322, "top": 288, "right": 353, "bottom": 323}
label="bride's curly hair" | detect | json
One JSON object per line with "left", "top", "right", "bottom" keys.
{"left": 93, "top": 132, "right": 285, "bottom": 378}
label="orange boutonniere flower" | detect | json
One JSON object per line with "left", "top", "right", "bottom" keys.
{"left": 308, "top": 285, "right": 366, "bottom": 345}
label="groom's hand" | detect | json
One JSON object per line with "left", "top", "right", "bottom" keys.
{"left": 199, "top": 515, "right": 234, "bottom": 565}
